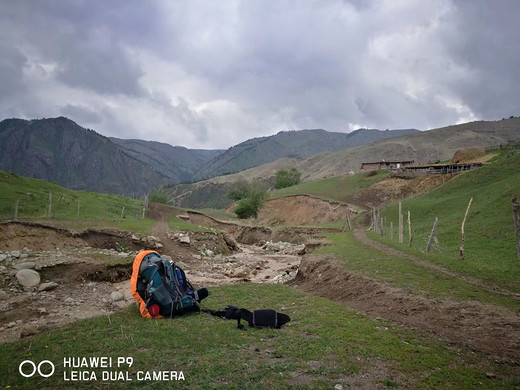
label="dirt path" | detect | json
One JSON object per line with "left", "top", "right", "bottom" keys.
{"left": 294, "top": 253, "right": 520, "bottom": 365}
{"left": 353, "top": 227, "right": 520, "bottom": 300}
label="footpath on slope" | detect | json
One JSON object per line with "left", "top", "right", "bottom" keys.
{"left": 353, "top": 227, "right": 520, "bottom": 299}
{"left": 293, "top": 227, "right": 520, "bottom": 366}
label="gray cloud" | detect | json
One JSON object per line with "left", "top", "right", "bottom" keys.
{"left": 0, "top": 0, "right": 519, "bottom": 148}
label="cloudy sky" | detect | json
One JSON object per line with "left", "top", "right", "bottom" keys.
{"left": 1, "top": 1, "right": 518, "bottom": 149}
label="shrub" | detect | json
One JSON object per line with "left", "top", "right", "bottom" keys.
{"left": 232, "top": 183, "right": 267, "bottom": 219}
{"left": 149, "top": 188, "right": 169, "bottom": 205}
{"left": 275, "top": 168, "right": 301, "bottom": 189}
{"left": 227, "top": 181, "right": 251, "bottom": 201}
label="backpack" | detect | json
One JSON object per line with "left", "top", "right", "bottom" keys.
{"left": 130, "top": 250, "right": 208, "bottom": 318}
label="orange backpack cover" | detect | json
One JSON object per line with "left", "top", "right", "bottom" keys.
{"left": 130, "top": 250, "right": 161, "bottom": 318}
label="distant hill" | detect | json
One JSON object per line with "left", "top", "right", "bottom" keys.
{"left": 0, "top": 117, "right": 220, "bottom": 195}
{"left": 109, "top": 138, "right": 223, "bottom": 183}
{"left": 169, "top": 118, "right": 520, "bottom": 209}
{"left": 192, "top": 128, "right": 419, "bottom": 181}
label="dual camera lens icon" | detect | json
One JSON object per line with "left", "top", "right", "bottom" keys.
{"left": 19, "top": 360, "right": 55, "bottom": 378}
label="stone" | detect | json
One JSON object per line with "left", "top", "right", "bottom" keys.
{"left": 38, "top": 282, "right": 59, "bottom": 292}
{"left": 19, "top": 253, "right": 30, "bottom": 260}
{"left": 179, "top": 236, "right": 191, "bottom": 245}
{"left": 13, "top": 262, "right": 36, "bottom": 271}
{"left": 0, "top": 254, "right": 7, "bottom": 262}
{"left": 117, "top": 252, "right": 129, "bottom": 257}
{"left": 15, "top": 269, "right": 40, "bottom": 287}
{"left": 64, "top": 297, "right": 76, "bottom": 305}
{"left": 110, "top": 291, "right": 124, "bottom": 302}
{"left": 0, "top": 290, "right": 8, "bottom": 300}
{"left": 234, "top": 267, "right": 248, "bottom": 278}
{"left": 11, "top": 251, "right": 21, "bottom": 258}
{"left": 22, "top": 247, "right": 31, "bottom": 254}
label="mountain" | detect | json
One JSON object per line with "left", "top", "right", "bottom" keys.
{"left": 0, "top": 117, "right": 169, "bottom": 195}
{"left": 169, "top": 118, "right": 520, "bottom": 208}
{"left": 192, "top": 128, "right": 419, "bottom": 181}
{"left": 109, "top": 138, "right": 223, "bottom": 183}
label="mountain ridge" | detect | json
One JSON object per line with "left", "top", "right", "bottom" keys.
{"left": 193, "top": 128, "right": 419, "bottom": 180}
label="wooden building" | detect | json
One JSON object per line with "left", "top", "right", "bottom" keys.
{"left": 361, "top": 160, "right": 415, "bottom": 171}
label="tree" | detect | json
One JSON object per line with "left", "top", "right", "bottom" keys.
{"left": 275, "top": 168, "right": 301, "bottom": 189}
{"left": 230, "top": 181, "right": 267, "bottom": 219}
{"left": 149, "top": 188, "right": 169, "bottom": 205}
{"left": 227, "top": 180, "right": 250, "bottom": 201}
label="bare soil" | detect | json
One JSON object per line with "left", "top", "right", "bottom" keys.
{"left": 0, "top": 204, "right": 302, "bottom": 344}
{"left": 257, "top": 195, "right": 357, "bottom": 225}
{"left": 292, "top": 253, "right": 520, "bottom": 367}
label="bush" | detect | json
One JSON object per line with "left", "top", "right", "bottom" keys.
{"left": 275, "top": 168, "right": 301, "bottom": 189}
{"left": 149, "top": 188, "right": 169, "bottom": 205}
{"left": 232, "top": 183, "right": 266, "bottom": 219}
{"left": 227, "top": 181, "right": 251, "bottom": 201}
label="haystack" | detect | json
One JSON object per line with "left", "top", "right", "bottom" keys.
{"left": 451, "top": 146, "right": 485, "bottom": 163}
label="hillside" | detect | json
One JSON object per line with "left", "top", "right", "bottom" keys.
{"left": 192, "top": 128, "right": 418, "bottom": 181}
{"left": 0, "top": 117, "right": 168, "bottom": 195}
{"left": 168, "top": 118, "right": 520, "bottom": 209}
{"left": 0, "top": 117, "right": 221, "bottom": 195}
{"left": 109, "top": 137, "right": 223, "bottom": 183}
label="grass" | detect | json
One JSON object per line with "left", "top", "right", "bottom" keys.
{"left": 269, "top": 171, "right": 388, "bottom": 204}
{"left": 319, "top": 231, "right": 519, "bottom": 309}
{"left": 0, "top": 171, "right": 145, "bottom": 222}
{"left": 1, "top": 284, "right": 517, "bottom": 389}
{"left": 372, "top": 150, "right": 520, "bottom": 294}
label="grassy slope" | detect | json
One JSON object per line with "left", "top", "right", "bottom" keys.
{"left": 0, "top": 171, "right": 145, "bottom": 222}
{"left": 269, "top": 171, "right": 388, "bottom": 204}
{"left": 1, "top": 284, "right": 517, "bottom": 389}
{"left": 372, "top": 150, "right": 520, "bottom": 293}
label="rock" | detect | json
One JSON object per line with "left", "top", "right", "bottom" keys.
{"left": 16, "top": 269, "right": 40, "bottom": 287}
{"left": 7, "top": 322, "right": 16, "bottom": 328}
{"left": 11, "top": 251, "right": 21, "bottom": 258}
{"left": 22, "top": 247, "right": 31, "bottom": 254}
{"left": 64, "top": 297, "right": 76, "bottom": 305}
{"left": 204, "top": 249, "right": 214, "bottom": 257}
{"left": 38, "top": 282, "right": 59, "bottom": 292}
{"left": 13, "top": 262, "right": 36, "bottom": 271}
{"left": 117, "top": 252, "right": 129, "bottom": 257}
{"left": 145, "top": 236, "right": 163, "bottom": 249}
{"left": 19, "top": 253, "right": 30, "bottom": 260}
{"left": 234, "top": 267, "right": 248, "bottom": 278}
{"left": 334, "top": 384, "right": 343, "bottom": 390}
{"left": 110, "top": 291, "right": 124, "bottom": 302}
{"left": 179, "top": 236, "right": 191, "bottom": 245}
{"left": 0, "top": 290, "right": 8, "bottom": 300}
{"left": 0, "top": 254, "right": 7, "bottom": 262}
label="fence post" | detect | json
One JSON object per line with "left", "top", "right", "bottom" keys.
{"left": 77, "top": 199, "right": 80, "bottom": 220}
{"left": 459, "top": 198, "right": 473, "bottom": 260}
{"left": 390, "top": 221, "right": 393, "bottom": 240}
{"left": 512, "top": 196, "right": 520, "bottom": 263}
{"left": 398, "top": 201, "right": 403, "bottom": 243}
{"left": 121, "top": 205, "right": 125, "bottom": 220}
{"left": 425, "top": 217, "right": 438, "bottom": 253}
{"left": 14, "top": 199, "right": 19, "bottom": 220}
{"left": 48, "top": 191, "right": 52, "bottom": 218}
{"left": 380, "top": 218, "right": 384, "bottom": 236}
{"left": 407, "top": 211, "right": 413, "bottom": 247}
